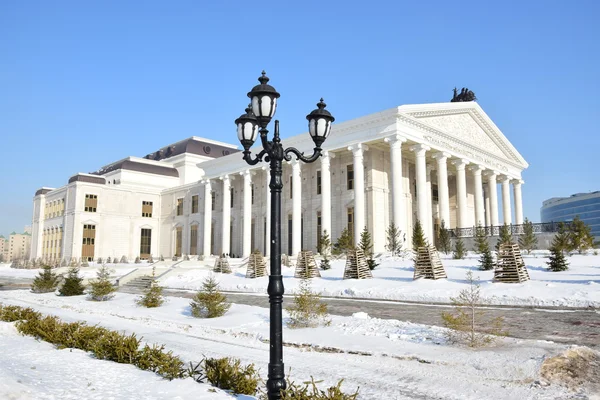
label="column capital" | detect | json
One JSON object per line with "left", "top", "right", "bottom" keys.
{"left": 348, "top": 143, "right": 369, "bottom": 154}
{"left": 511, "top": 179, "right": 524, "bottom": 186}
{"left": 220, "top": 175, "right": 231, "bottom": 185}
{"left": 451, "top": 158, "right": 469, "bottom": 169}
{"left": 321, "top": 150, "right": 335, "bottom": 160}
{"left": 483, "top": 170, "right": 499, "bottom": 178}
{"left": 432, "top": 151, "right": 451, "bottom": 161}
{"left": 468, "top": 164, "right": 485, "bottom": 174}
{"left": 383, "top": 134, "right": 407, "bottom": 146}
{"left": 409, "top": 143, "right": 430, "bottom": 155}
{"left": 239, "top": 169, "right": 255, "bottom": 177}
{"left": 202, "top": 178, "right": 212, "bottom": 186}
{"left": 497, "top": 174, "right": 512, "bottom": 183}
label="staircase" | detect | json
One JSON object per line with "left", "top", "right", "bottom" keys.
{"left": 122, "top": 276, "right": 153, "bottom": 290}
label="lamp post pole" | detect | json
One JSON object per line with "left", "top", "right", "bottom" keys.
{"left": 235, "top": 72, "right": 334, "bottom": 400}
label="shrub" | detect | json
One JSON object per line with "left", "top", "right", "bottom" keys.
{"left": 134, "top": 256, "right": 141, "bottom": 264}
{"left": 120, "top": 255, "right": 128, "bottom": 264}
{"left": 88, "top": 264, "right": 117, "bottom": 301}
{"left": 136, "top": 344, "right": 186, "bottom": 380}
{"left": 0, "top": 305, "right": 41, "bottom": 322}
{"left": 136, "top": 268, "right": 165, "bottom": 308}
{"left": 203, "top": 357, "right": 259, "bottom": 395}
{"left": 92, "top": 331, "right": 141, "bottom": 364}
{"left": 190, "top": 275, "right": 230, "bottom": 318}
{"left": 58, "top": 266, "right": 85, "bottom": 296}
{"left": 278, "top": 376, "right": 359, "bottom": 400}
{"left": 31, "top": 264, "right": 61, "bottom": 293}
{"left": 286, "top": 278, "right": 330, "bottom": 329}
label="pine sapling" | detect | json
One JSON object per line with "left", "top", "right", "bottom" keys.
{"left": 479, "top": 243, "right": 495, "bottom": 271}
{"left": 568, "top": 216, "right": 594, "bottom": 254}
{"left": 547, "top": 236, "right": 569, "bottom": 272}
{"left": 286, "top": 278, "right": 330, "bottom": 328}
{"left": 473, "top": 224, "right": 488, "bottom": 254}
{"left": 88, "top": 264, "right": 116, "bottom": 301}
{"left": 359, "top": 227, "right": 378, "bottom": 270}
{"left": 495, "top": 224, "right": 513, "bottom": 252}
{"left": 437, "top": 220, "right": 452, "bottom": 255}
{"left": 31, "top": 264, "right": 61, "bottom": 293}
{"left": 453, "top": 237, "right": 466, "bottom": 260}
{"left": 190, "top": 275, "right": 230, "bottom": 318}
{"left": 412, "top": 219, "right": 427, "bottom": 252}
{"left": 385, "top": 222, "right": 403, "bottom": 256}
{"left": 318, "top": 230, "right": 331, "bottom": 270}
{"left": 518, "top": 218, "right": 538, "bottom": 254}
{"left": 136, "top": 267, "right": 165, "bottom": 307}
{"left": 333, "top": 227, "right": 354, "bottom": 255}
{"left": 59, "top": 265, "right": 86, "bottom": 296}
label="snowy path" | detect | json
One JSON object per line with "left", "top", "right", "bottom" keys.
{"left": 0, "top": 290, "right": 579, "bottom": 400}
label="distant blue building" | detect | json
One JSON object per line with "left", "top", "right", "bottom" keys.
{"left": 541, "top": 192, "right": 600, "bottom": 238}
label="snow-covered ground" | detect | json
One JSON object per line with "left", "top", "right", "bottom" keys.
{"left": 0, "top": 290, "right": 593, "bottom": 399}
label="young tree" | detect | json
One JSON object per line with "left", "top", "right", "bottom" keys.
{"left": 453, "top": 237, "right": 466, "bottom": 260}
{"left": 385, "top": 222, "right": 402, "bottom": 256}
{"left": 441, "top": 271, "right": 506, "bottom": 347}
{"left": 518, "top": 218, "right": 538, "bottom": 254}
{"left": 318, "top": 230, "right": 331, "bottom": 270}
{"left": 190, "top": 275, "right": 230, "bottom": 318}
{"left": 88, "top": 264, "right": 116, "bottom": 301}
{"left": 478, "top": 240, "right": 494, "bottom": 271}
{"left": 58, "top": 266, "right": 86, "bottom": 296}
{"left": 473, "top": 224, "right": 488, "bottom": 254}
{"left": 568, "top": 216, "right": 594, "bottom": 254}
{"left": 547, "top": 235, "right": 569, "bottom": 272}
{"left": 412, "top": 219, "right": 427, "bottom": 252}
{"left": 31, "top": 264, "right": 61, "bottom": 293}
{"left": 136, "top": 267, "right": 165, "bottom": 307}
{"left": 358, "top": 227, "right": 378, "bottom": 270}
{"left": 0, "top": 253, "right": 5, "bottom": 263}
{"left": 333, "top": 227, "right": 354, "bottom": 255}
{"left": 437, "top": 220, "right": 452, "bottom": 255}
{"left": 495, "top": 224, "right": 513, "bottom": 252}
{"left": 286, "top": 278, "right": 330, "bottom": 328}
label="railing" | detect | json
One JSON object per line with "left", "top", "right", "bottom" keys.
{"left": 447, "top": 222, "right": 561, "bottom": 238}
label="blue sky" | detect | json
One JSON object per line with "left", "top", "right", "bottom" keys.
{"left": 1, "top": 0, "right": 599, "bottom": 235}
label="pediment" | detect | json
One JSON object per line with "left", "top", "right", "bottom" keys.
{"left": 402, "top": 104, "right": 527, "bottom": 168}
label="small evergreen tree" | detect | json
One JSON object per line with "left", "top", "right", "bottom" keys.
{"left": 495, "top": 224, "right": 513, "bottom": 252}
{"left": 134, "top": 256, "right": 141, "bottom": 264}
{"left": 333, "top": 227, "right": 354, "bottom": 255}
{"left": 437, "top": 220, "right": 452, "bottom": 255}
{"left": 58, "top": 266, "right": 85, "bottom": 296}
{"left": 568, "top": 216, "right": 594, "bottom": 254}
{"left": 547, "top": 235, "right": 569, "bottom": 272}
{"left": 553, "top": 222, "right": 571, "bottom": 254}
{"left": 0, "top": 253, "right": 6, "bottom": 263}
{"left": 286, "top": 278, "right": 330, "bottom": 328}
{"left": 453, "top": 237, "right": 466, "bottom": 260}
{"left": 358, "top": 227, "right": 379, "bottom": 270}
{"left": 473, "top": 224, "right": 488, "bottom": 254}
{"left": 88, "top": 264, "right": 116, "bottom": 301}
{"left": 136, "top": 267, "right": 165, "bottom": 307}
{"left": 318, "top": 230, "right": 331, "bottom": 270}
{"left": 412, "top": 219, "right": 427, "bottom": 252}
{"left": 31, "top": 264, "right": 61, "bottom": 293}
{"left": 385, "top": 222, "right": 402, "bottom": 256}
{"left": 190, "top": 275, "right": 230, "bottom": 318}
{"left": 478, "top": 241, "right": 494, "bottom": 271}
{"left": 518, "top": 218, "right": 538, "bottom": 254}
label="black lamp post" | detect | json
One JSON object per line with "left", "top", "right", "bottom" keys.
{"left": 235, "top": 71, "right": 334, "bottom": 400}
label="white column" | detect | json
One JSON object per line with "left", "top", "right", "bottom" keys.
{"left": 485, "top": 171, "right": 499, "bottom": 227}
{"left": 349, "top": 143, "right": 368, "bottom": 245}
{"left": 241, "top": 170, "right": 252, "bottom": 257}
{"left": 500, "top": 175, "right": 512, "bottom": 225}
{"left": 425, "top": 164, "right": 434, "bottom": 241}
{"left": 384, "top": 135, "right": 406, "bottom": 229}
{"left": 410, "top": 144, "right": 430, "bottom": 242}
{"left": 203, "top": 180, "right": 212, "bottom": 257}
{"left": 320, "top": 151, "right": 332, "bottom": 245}
{"left": 470, "top": 165, "right": 485, "bottom": 226}
{"left": 221, "top": 175, "right": 231, "bottom": 256}
{"left": 433, "top": 152, "right": 450, "bottom": 229}
{"left": 262, "top": 166, "right": 271, "bottom": 256}
{"left": 512, "top": 179, "right": 524, "bottom": 225}
{"left": 484, "top": 184, "right": 491, "bottom": 227}
{"left": 291, "top": 160, "right": 302, "bottom": 256}
{"left": 452, "top": 159, "right": 470, "bottom": 229}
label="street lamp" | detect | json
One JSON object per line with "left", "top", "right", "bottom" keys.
{"left": 235, "top": 71, "right": 334, "bottom": 400}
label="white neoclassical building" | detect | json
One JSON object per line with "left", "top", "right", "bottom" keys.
{"left": 30, "top": 101, "right": 528, "bottom": 262}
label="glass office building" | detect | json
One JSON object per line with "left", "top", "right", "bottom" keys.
{"left": 541, "top": 192, "right": 600, "bottom": 238}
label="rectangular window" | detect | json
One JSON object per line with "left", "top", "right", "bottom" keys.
{"left": 287, "top": 215, "right": 293, "bottom": 255}
{"left": 432, "top": 185, "right": 439, "bottom": 203}
{"left": 142, "top": 201, "right": 153, "bottom": 217}
{"left": 230, "top": 188, "right": 234, "bottom": 208}
{"left": 347, "top": 165, "right": 354, "bottom": 190}
{"left": 84, "top": 194, "right": 97, "bottom": 212}
{"left": 317, "top": 211, "right": 322, "bottom": 252}
{"left": 251, "top": 184, "right": 255, "bottom": 205}
{"left": 251, "top": 219, "right": 255, "bottom": 251}
{"left": 140, "top": 228, "right": 151, "bottom": 260}
{"left": 290, "top": 175, "right": 293, "bottom": 199}
{"left": 81, "top": 224, "right": 96, "bottom": 261}
{"left": 347, "top": 207, "right": 354, "bottom": 242}
{"left": 191, "top": 195, "right": 199, "bottom": 214}
{"left": 175, "top": 226, "right": 182, "bottom": 256}
{"left": 211, "top": 191, "right": 216, "bottom": 211}
{"left": 316, "top": 170, "right": 322, "bottom": 195}
{"left": 190, "top": 225, "right": 198, "bottom": 255}
{"left": 176, "top": 198, "right": 183, "bottom": 216}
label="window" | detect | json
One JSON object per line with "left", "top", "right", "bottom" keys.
{"left": 316, "top": 170, "right": 322, "bottom": 195}
{"left": 290, "top": 175, "right": 293, "bottom": 199}
{"left": 432, "top": 185, "right": 439, "bottom": 203}
{"left": 84, "top": 194, "right": 97, "bottom": 212}
{"left": 347, "top": 165, "right": 354, "bottom": 190}
{"left": 140, "top": 228, "right": 151, "bottom": 259}
{"left": 176, "top": 198, "right": 183, "bottom": 216}
{"left": 175, "top": 226, "right": 182, "bottom": 257}
{"left": 230, "top": 188, "right": 234, "bottom": 208}
{"left": 190, "top": 225, "right": 198, "bottom": 255}
{"left": 142, "top": 201, "right": 153, "bottom": 217}
{"left": 211, "top": 191, "right": 216, "bottom": 211}
{"left": 251, "top": 184, "right": 255, "bottom": 205}
{"left": 191, "top": 195, "right": 199, "bottom": 214}
{"left": 347, "top": 207, "right": 354, "bottom": 242}
{"left": 82, "top": 224, "right": 96, "bottom": 261}
{"left": 317, "top": 211, "right": 322, "bottom": 251}
{"left": 287, "top": 215, "right": 293, "bottom": 255}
